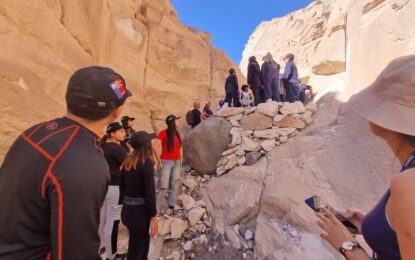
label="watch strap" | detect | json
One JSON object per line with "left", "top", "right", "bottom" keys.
{"left": 339, "top": 241, "right": 361, "bottom": 258}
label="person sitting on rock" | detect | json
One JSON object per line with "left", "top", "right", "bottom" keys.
{"left": 282, "top": 53, "right": 300, "bottom": 103}
{"left": 298, "top": 81, "right": 315, "bottom": 103}
{"left": 224, "top": 68, "right": 240, "bottom": 107}
{"left": 156, "top": 115, "right": 182, "bottom": 215}
{"left": 191, "top": 101, "right": 205, "bottom": 129}
{"left": 120, "top": 131, "right": 158, "bottom": 260}
{"left": 317, "top": 55, "right": 415, "bottom": 260}
{"left": 240, "top": 85, "right": 253, "bottom": 107}
{"left": 203, "top": 100, "right": 213, "bottom": 118}
{"left": 247, "top": 56, "right": 262, "bottom": 106}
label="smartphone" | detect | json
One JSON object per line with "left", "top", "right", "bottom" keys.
{"left": 305, "top": 195, "right": 359, "bottom": 234}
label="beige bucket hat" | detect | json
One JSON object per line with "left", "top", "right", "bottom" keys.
{"left": 349, "top": 55, "right": 415, "bottom": 136}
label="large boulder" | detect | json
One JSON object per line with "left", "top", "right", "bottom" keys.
{"left": 184, "top": 117, "right": 232, "bottom": 175}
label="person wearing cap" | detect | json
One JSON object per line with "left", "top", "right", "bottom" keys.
{"left": 121, "top": 115, "right": 136, "bottom": 140}
{"left": 156, "top": 115, "right": 182, "bottom": 214}
{"left": 120, "top": 131, "right": 158, "bottom": 260}
{"left": 99, "top": 122, "right": 128, "bottom": 260}
{"left": 0, "top": 66, "right": 132, "bottom": 259}
{"left": 316, "top": 55, "right": 415, "bottom": 260}
{"left": 224, "top": 68, "right": 240, "bottom": 107}
{"left": 203, "top": 101, "right": 213, "bottom": 119}
{"left": 282, "top": 53, "right": 300, "bottom": 103}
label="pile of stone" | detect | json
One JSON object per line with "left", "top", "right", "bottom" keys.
{"left": 215, "top": 101, "right": 317, "bottom": 175}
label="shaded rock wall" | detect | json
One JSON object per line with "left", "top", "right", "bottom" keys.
{"left": 0, "top": 0, "right": 245, "bottom": 161}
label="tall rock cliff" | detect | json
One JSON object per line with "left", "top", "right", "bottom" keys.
{"left": 241, "top": 0, "right": 415, "bottom": 99}
{"left": 0, "top": 0, "right": 245, "bottom": 160}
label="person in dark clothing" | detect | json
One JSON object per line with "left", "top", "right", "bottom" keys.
{"left": 282, "top": 53, "right": 300, "bottom": 103}
{"left": 99, "top": 122, "right": 128, "bottom": 260}
{"left": 247, "top": 56, "right": 262, "bottom": 106}
{"left": 224, "top": 68, "right": 240, "bottom": 107}
{"left": 120, "top": 131, "right": 158, "bottom": 260}
{"left": 0, "top": 66, "right": 132, "bottom": 260}
{"left": 191, "top": 101, "right": 203, "bottom": 129}
{"left": 298, "top": 82, "right": 315, "bottom": 103}
{"left": 203, "top": 101, "right": 213, "bottom": 118}
{"left": 267, "top": 53, "right": 281, "bottom": 102}
{"left": 261, "top": 55, "right": 279, "bottom": 102}
{"left": 121, "top": 115, "right": 136, "bottom": 152}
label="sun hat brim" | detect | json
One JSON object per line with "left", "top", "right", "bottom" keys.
{"left": 349, "top": 84, "right": 415, "bottom": 137}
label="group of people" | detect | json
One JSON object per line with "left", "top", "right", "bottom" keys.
{"left": 223, "top": 52, "right": 314, "bottom": 109}
{"left": 1, "top": 55, "right": 415, "bottom": 260}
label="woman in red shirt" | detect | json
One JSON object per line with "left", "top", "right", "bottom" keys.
{"left": 156, "top": 115, "right": 182, "bottom": 214}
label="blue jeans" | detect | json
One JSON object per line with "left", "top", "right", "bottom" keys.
{"left": 156, "top": 160, "right": 181, "bottom": 214}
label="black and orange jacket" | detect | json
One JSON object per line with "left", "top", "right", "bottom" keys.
{"left": 0, "top": 117, "right": 109, "bottom": 260}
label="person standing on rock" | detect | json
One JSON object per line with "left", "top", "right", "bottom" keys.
{"left": 224, "top": 68, "right": 240, "bottom": 107}
{"left": 317, "top": 55, "right": 415, "bottom": 260}
{"left": 99, "top": 122, "right": 128, "bottom": 260}
{"left": 267, "top": 52, "right": 281, "bottom": 102}
{"left": 120, "top": 131, "right": 158, "bottom": 260}
{"left": 191, "top": 101, "right": 204, "bottom": 129}
{"left": 247, "top": 56, "right": 262, "bottom": 106}
{"left": 0, "top": 66, "right": 132, "bottom": 259}
{"left": 156, "top": 115, "right": 182, "bottom": 215}
{"left": 261, "top": 55, "right": 279, "bottom": 102}
{"left": 282, "top": 53, "right": 300, "bottom": 103}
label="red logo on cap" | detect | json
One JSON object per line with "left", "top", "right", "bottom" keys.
{"left": 110, "top": 79, "right": 126, "bottom": 99}
{"left": 46, "top": 121, "right": 58, "bottom": 130}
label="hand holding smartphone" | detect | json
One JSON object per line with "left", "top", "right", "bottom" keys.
{"left": 305, "top": 195, "right": 360, "bottom": 234}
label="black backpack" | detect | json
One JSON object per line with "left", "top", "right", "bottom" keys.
{"left": 186, "top": 110, "right": 194, "bottom": 126}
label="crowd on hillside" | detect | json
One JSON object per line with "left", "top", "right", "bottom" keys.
{"left": 1, "top": 55, "right": 415, "bottom": 260}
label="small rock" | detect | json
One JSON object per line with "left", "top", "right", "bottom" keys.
{"left": 228, "top": 113, "right": 244, "bottom": 121}
{"left": 235, "top": 148, "right": 246, "bottom": 156}
{"left": 279, "top": 136, "right": 288, "bottom": 143}
{"left": 158, "top": 217, "right": 173, "bottom": 236}
{"left": 275, "top": 127, "right": 296, "bottom": 136}
{"left": 216, "top": 166, "right": 226, "bottom": 176}
{"left": 218, "top": 107, "right": 246, "bottom": 117}
{"left": 257, "top": 101, "right": 279, "bottom": 117}
{"left": 245, "top": 152, "right": 263, "bottom": 166}
{"left": 253, "top": 129, "right": 280, "bottom": 139}
{"left": 280, "top": 101, "right": 306, "bottom": 115}
{"left": 222, "top": 146, "right": 240, "bottom": 156}
{"left": 225, "top": 155, "right": 241, "bottom": 171}
{"left": 208, "top": 246, "right": 213, "bottom": 252}
{"left": 260, "top": 139, "right": 276, "bottom": 152}
{"left": 274, "top": 116, "right": 306, "bottom": 129}
{"left": 199, "top": 234, "right": 208, "bottom": 244}
{"left": 272, "top": 114, "right": 286, "bottom": 125}
{"left": 182, "top": 176, "right": 198, "bottom": 190}
{"left": 177, "top": 194, "right": 196, "bottom": 211}
{"left": 233, "top": 224, "right": 240, "bottom": 234}
{"left": 188, "top": 207, "right": 206, "bottom": 226}
{"left": 245, "top": 107, "right": 256, "bottom": 115}
{"left": 275, "top": 141, "right": 281, "bottom": 146}
{"left": 245, "top": 230, "right": 254, "bottom": 240}
{"left": 230, "top": 119, "right": 242, "bottom": 127}
{"left": 301, "top": 111, "right": 313, "bottom": 125}
{"left": 204, "top": 219, "right": 212, "bottom": 227}
{"left": 171, "top": 251, "right": 181, "bottom": 260}
{"left": 290, "top": 229, "right": 298, "bottom": 237}
{"left": 229, "top": 132, "right": 242, "bottom": 148}
{"left": 171, "top": 218, "right": 188, "bottom": 239}
{"left": 260, "top": 150, "right": 267, "bottom": 154}
{"left": 183, "top": 240, "right": 193, "bottom": 251}
{"left": 242, "top": 130, "right": 253, "bottom": 137}
{"left": 241, "top": 136, "right": 261, "bottom": 152}
{"left": 197, "top": 223, "right": 206, "bottom": 233}
{"left": 226, "top": 228, "right": 241, "bottom": 249}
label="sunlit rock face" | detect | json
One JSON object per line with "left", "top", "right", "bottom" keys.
{"left": 0, "top": 0, "right": 245, "bottom": 161}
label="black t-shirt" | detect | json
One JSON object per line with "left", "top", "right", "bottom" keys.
{"left": 0, "top": 117, "right": 109, "bottom": 259}
{"left": 192, "top": 109, "right": 202, "bottom": 128}
{"left": 102, "top": 142, "right": 128, "bottom": 186}
{"left": 120, "top": 159, "right": 157, "bottom": 217}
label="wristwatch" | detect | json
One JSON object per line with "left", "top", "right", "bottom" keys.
{"left": 339, "top": 241, "right": 362, "bottom": 257}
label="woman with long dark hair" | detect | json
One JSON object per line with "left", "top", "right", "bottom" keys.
{"left": 317, "top": 56, "right": 415, "bottom": 259}
{"left": 156, "top": 115, "right": 182, "bottom": 214}
{"left": 99, "top": 122, "right": 128, "bottom": 259}
{"left": 120, "top": 131, "right": 158, "bottom": 260}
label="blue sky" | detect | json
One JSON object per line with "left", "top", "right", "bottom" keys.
{"left": 170, "top": 0, "right": 314, "bottom": 64}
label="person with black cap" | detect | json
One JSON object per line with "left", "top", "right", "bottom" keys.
{"left": 282, "top": 53, "right": 300, "bottom": 103}
{"left": 120, "top": 131, "right": 158, "bottom": 260}
{"left": 0, "top": 66, "right": 132, "bottom": 259}
{"left": 156, "top": 115, "right": 182, "bottom": 215}
{"left": 99, "top": 122, "right": 128, "bottom": 260}
{"left": 121, "top": 115, "right": 136, "bottom": 140}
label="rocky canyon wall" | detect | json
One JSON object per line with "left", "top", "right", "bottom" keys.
{"left": 0, "top": 0, "right": 245, "bottom": 161}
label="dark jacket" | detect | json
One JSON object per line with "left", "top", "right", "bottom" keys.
{"left": 282, "top": 61, "right": 299, "bottom": 84}
{"left": 225, "top": 74, "right": 239, "bottom": 94}
{"left": 0, "top": 117, "right": 109, "bottom": 260}
{"left": 247, "top": 62, "right": 262, "bottom": 87}
{"left": 261, "top": 61, "right": 278, "bottom": 84}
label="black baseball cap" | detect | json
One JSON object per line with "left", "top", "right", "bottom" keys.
{"left": 165, "top": 115, "right": 181, "bottom": 124}
{"left": 284, "top": 53, "right": 295, "bottom": 60}
{"left": 106, "top": 122, "right": 124, "bottom": 134}
{"left": 130, "top": 131, "right": 157, "bottom": 149}
{"left": 121, "top": 115, "right": 135, "bottom": 125}
{"left": 66, "top": 66, "right": 132, "bottom": 115}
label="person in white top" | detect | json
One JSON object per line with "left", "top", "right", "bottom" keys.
{"left": 240, "top": 85, "right": 253, "bottom": 107}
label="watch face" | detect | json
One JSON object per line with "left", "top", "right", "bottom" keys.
{"left": 342, "top": 242, "right": 354, "bottom": 250}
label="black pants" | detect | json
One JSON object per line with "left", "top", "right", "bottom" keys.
{"left": 121, "top": 205, "right": 151, "bottom": 260}
{"left": 285, "top": 82, "right": 300, "bottom": 103}
{"left": 225, "top": 91, "right": 240, "bottom": 107}
{"left": 250, "top": 85, "right": 261, "bottom": 106}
